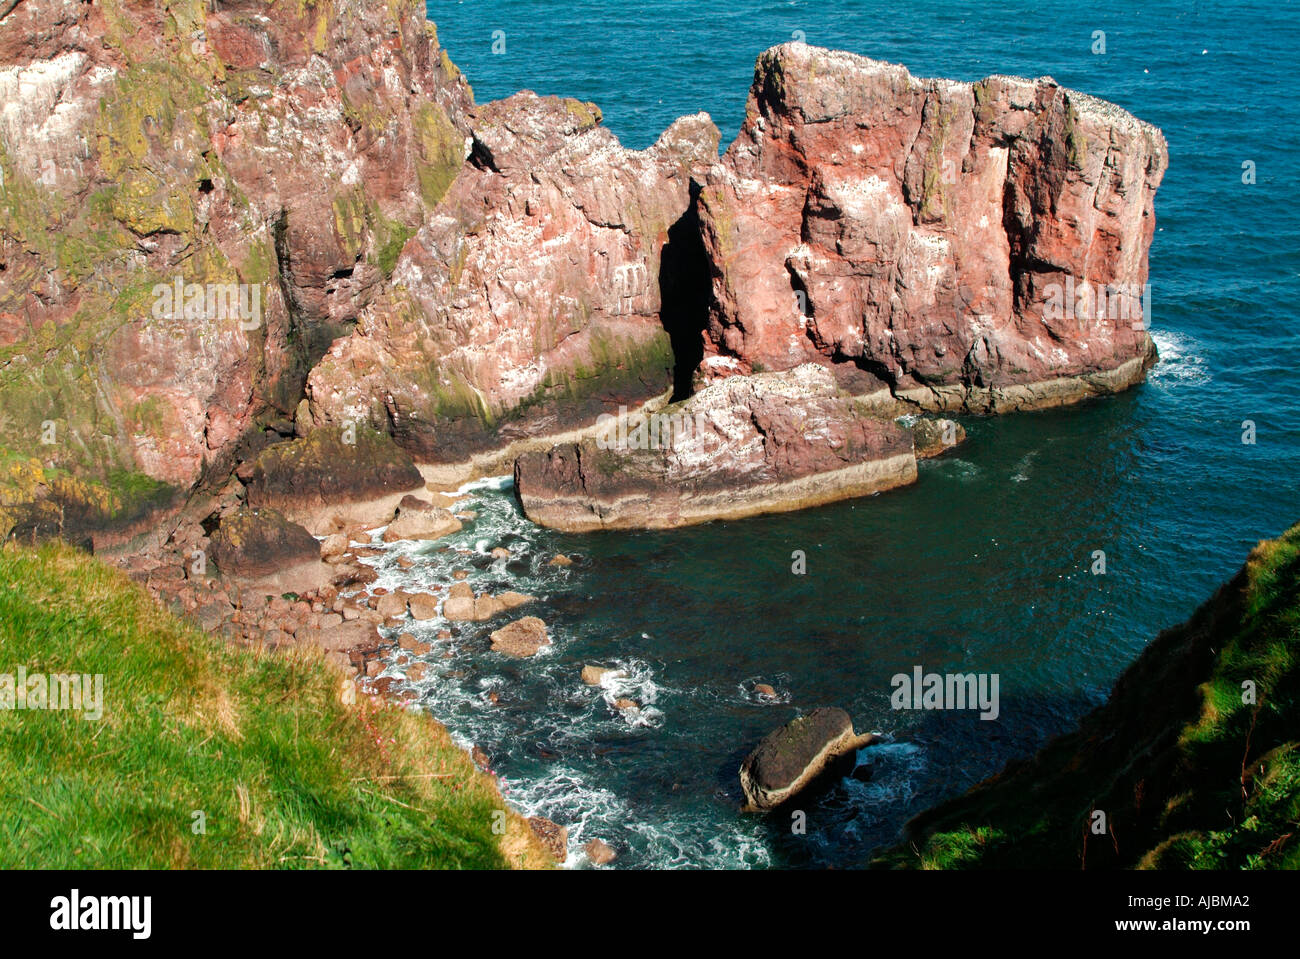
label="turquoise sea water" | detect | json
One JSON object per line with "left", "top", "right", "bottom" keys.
{"left": 401, "top": 0, "right": 1300, "bottom": 867}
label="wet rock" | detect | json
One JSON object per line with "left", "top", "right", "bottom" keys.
{"left": 376, "top": 592, "right": 408, "bottom": 619}
{"left": 739, "top": 707, "right": 876, "bottom": 812}
{"left": 912, "top": 418, "right": 966, "bottom": 459}
{"left": 581, "top": 665, "right": 626, "bottom": 686}
{"left": 408, "top": 593, "right": 440, "bottom": 621}
{"left": 585, "top": 839, "right": 617, "bottom": 866}
{"left": 548, "top": 554, "right": 574, "bottom": 567}
{"left": 754, "top": 683, "right": 778, "bottom": 699}
{"left": 489, "top": 617, "right": 551, "bottom": 658}
{"left": 497, "top": 591, "right": 534, "bottom": 610}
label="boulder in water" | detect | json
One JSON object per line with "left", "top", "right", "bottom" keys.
{"left": 739, "top": 707, "right": 875, "bottom": 812}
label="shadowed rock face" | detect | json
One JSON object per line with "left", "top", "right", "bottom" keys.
{"left": 695, "top": 43, "right": 1169, "bottom": 413}
{"left": 514, "top": 364, "right": 922, "bottom": 531}
{"left": 739, "top": 707, "right": 876, "bottom": 812}
{"left": 208, "top": 506, "right": 319, "bottom": 578}
{"left": 241, "top": 428, "right": 425, "bottom": 534}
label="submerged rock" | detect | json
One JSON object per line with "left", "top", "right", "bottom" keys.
{"left": 585, "top": 839, "right": 617, "bottom": 865}
{"left": 739, "top": 707, "right": 876, "bottom": 812}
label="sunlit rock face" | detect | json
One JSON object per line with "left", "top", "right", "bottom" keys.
{"left": 695, "top": 43, "right": 1169, "bottom": 413}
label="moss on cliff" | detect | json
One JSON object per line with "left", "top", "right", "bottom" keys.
{"left": 413, "top": 102, "right": 463, "bottom": 209}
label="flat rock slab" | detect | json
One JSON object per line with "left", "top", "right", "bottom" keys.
{"left": 515, "top": 364, "right": 920, "bottom": 531}
{"left": 739, "top": 707, "right": 875, "bottom": 812}
{"left": 381, "top": 502, "right": 462, "bottom": 543}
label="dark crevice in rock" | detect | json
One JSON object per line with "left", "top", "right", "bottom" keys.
{"left": 658, "top": 182, "right": 711, "bottom": 401}
{"left": 467, "top": 136, "right": 499, "bottom": 173}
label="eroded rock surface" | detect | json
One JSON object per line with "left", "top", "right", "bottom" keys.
{"left": 0, "top": 0, "right": 472, "bottom": 509}
{"left": 514, "top": 364, "right": 920, "bottom": 531}
{"left": 696, "top": 44, "right": 1168, "bottom": 413}
{"left": 302, "top": 95, "right": 721, "bottom": 467}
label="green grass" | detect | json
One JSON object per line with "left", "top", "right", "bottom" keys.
{"left": 875, "top": 523, "right": 1300, "bottom": 870}
{"left": 0, "top": 542, "right": 549, "bottom": 869}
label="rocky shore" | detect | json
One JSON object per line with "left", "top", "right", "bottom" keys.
{"left": 0, "top": 0, "right": 1172, "bottom": 866}
{"left": 1, "top": 0, "right": 1168, "bottom": 546}
{"left": 515, "top": 364, "right": 961, "bottom": 531}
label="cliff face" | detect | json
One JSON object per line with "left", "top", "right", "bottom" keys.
{"left": 0, "top": 0, "right": 471, "bottom": 534}
{"left": 695, "top": 44, "right": 1169, "bottom": 412}
{"left": 875, "top": 524, "right": 1300, "bottom": 870}
{"left": 0, "top": 0, "right": 723, "bottom": 539}
{"left": 301, "top": 96, "right": 720, "bottom": 466}
{"left": 1, "top": 2, "right": 1169, "bottom": 541}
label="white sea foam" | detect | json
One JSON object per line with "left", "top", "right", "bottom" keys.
{"left": 1148, "top": 329, "right": 1210, "bottom": 387}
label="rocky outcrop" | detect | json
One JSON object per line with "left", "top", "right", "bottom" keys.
{"left": 488, "top": 616, "right": 550, "bottom": 657}
{"left": 242, "top": 428, "right": 426, "bottom": 534}
{"left": 0, "top": 0, "right": 472, "bottom": 506}
{"left": 301, "top": 94, "right": 721, "bottom": 471}
{"left": 2, "top": 1, "right": 1167, "bottom": 550}
{"left": 515, "top": 364, "right": 936, "bottom": 531}
{"left": 740, "top": 707, "right": 876, "bottom": 812}
{"left": 381, "top": 496, "right": 461, "bottom": 543}
{"left": 208, "top": 507, "right": 319, "bottom": 578}
{"left": 695, "top": 44, "right": 1168, "bottom": 413}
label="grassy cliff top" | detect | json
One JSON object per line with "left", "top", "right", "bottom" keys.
{"left": 0, "top": 541, "right": 550, "bottom": 869}
{"left": 875, "top": 522, "right": 1300, "bottom": 870}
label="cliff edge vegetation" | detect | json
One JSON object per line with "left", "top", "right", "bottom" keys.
{"left": 875, "top": 523, "right": 1300, "bottom": 870}
{"left": 0, "top": 541, "right": 550, "bottom": 868}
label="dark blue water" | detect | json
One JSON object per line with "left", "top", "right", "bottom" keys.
{"left": 395, "top": 0, "right": 1300, "bottom": 867}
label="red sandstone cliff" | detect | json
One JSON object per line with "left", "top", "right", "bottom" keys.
{"left": 695, "top": 44, "right": 1169, "bottom": 413}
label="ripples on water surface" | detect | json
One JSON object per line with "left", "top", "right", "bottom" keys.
{"left": 401, "top": 0, "right": 1300, "bottom": 867}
